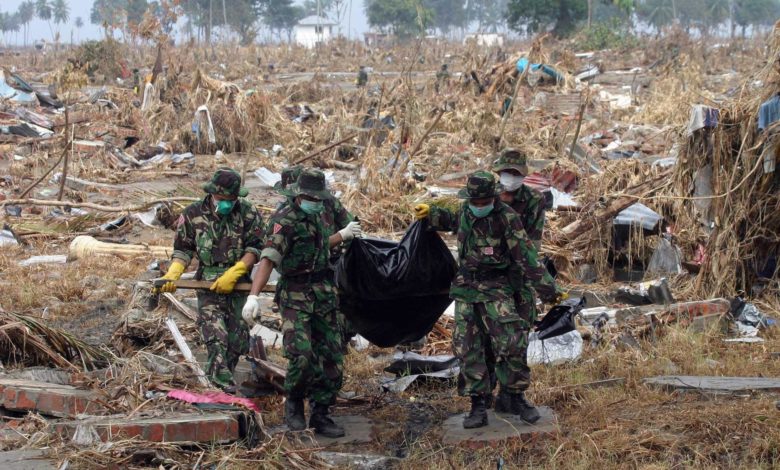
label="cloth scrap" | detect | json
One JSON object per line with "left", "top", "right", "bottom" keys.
{"left": 167, "top": 389, "right": 261, "bottom": 413}
{"left": 759, "top": 95, "right": 780, "bottom": 131}
{"left": 687, "top": 104, "right": 720, "bottom": 136}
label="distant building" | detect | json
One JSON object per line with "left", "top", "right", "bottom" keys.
{"left": 294, "top": 15, "right": 337, "bottom": 48}
{"left": 363, "top": 32, "right": 391, "bottom": 47}
{"left": 463, "top": 33, "right": 505, "bottom": 48}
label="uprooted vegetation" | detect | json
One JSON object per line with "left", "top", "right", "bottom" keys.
{"left": 1, "top": 27, "right": 780, "bottom": 468}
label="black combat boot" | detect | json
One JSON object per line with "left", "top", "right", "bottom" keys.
{"left": 309, "top": 403, "right": 345, "bottom": 438}
{"left": 493, "top": 389, "right": 512, "bottom": 414}
{"left": 510, "top": 392, "right": 540, "bottom": 424}
{"left": 284, "top": 398, "right": 306, "bottom": 431}
{"left": 462, "top": 395, "right": 488, "bottom": 429}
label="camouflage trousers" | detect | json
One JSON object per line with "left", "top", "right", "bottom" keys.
{"left": 453, "top": 299, "right": 531, "bottom": 396}
{"left": 196, "top": 291, "right": 250, "bottom": 388}
{"left": 281, "top": 305, "right": 344, "bottom": 405}
{"left": 484, "top": 290, "right": 535, "bottom": 393}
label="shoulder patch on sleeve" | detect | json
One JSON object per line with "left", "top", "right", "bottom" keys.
{"left": 273, "top": 223, "right": 282, "bottom": 234}
{"left": 176, "top": 214, "right": 185, "bottom": 227}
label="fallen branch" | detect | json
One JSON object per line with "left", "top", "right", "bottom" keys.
{"left": 294, "top": 133, "right": 358, "bottom": 165}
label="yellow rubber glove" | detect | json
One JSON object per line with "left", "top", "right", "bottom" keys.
{"left": 413, "top": 204, "right": 430, "bottom": 220}
{"left": 210, "top": 261, "right": 248, "bottom": 294}
{"left": 156, "top": 260, "right": 186, "bottom": 294}
{"left": 556, "top": 290, "right": 569, "bottom": 304}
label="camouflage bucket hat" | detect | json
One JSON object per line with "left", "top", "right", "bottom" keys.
{"left": 457, "top": 170, "right": 502, "bottom": 199}
{"left": 491, "top": 148, "right": 529, "bottom": 176}
{"left": 289, "top": 168, "right": 331, "bottom": 200}
{"left": 273, "top": 165, "right": 303, "bottom": 196}
{"left": 202, "top": 168, "right": 248, "bottom": 197}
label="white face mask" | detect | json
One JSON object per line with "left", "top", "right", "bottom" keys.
{"left": 499, "top": 172, "right": 524, "bottom": 192}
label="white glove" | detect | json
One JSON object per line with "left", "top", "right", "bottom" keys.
{"left": 242, "top": 295, "right": 261, "bottom": 326}
{"left": 338, "top": 221, "right": 363, "bottom": 242}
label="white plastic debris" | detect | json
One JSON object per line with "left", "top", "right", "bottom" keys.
{"left": 254, "top": 167, "right": 282, "bottom": 188}
{"left": 527, "top": 330, "right": 583, "bottom": 366}
{"left": 550, "top": 188, "right": 578, "bottom": 209}
{"left": 350, "top": 334, "right": 370, "bottom": 351}
{"left": 194, "top": 105, "right": 216, "bottom": 144}
{"left": 0, "top": 229, "right": 18, "bottom": 246}
{"left": 133, "top": 205, "right": 160, "bottom": 227}
{"left": 18, "top": 255, "right": 67, "bottom": 267}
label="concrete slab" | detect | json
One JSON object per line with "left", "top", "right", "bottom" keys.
{"left": 442, "top": 407, "right": 557, "bottom": 446}
{"left": 0, "top": 450, "right": 56, "bottom": 470}
{"left": 644, "top": 376, "right": 780, "bottom": 394}
{"left": 271, "top": 415, "right": 374, "bottom": 446}
{"left": 315, "top": 415, "right": 374, "bottom": 446}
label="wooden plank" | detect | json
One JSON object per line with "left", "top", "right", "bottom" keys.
{"left": 644, "top": 376, "right": 780, "bottom": 394}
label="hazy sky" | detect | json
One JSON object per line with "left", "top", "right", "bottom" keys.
{"left": 0, "top": 0, "right": 371, "bottom": 44}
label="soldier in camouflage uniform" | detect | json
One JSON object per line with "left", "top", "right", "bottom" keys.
{"left": 272, "top": 165, "right": 357, "bottom": 347}
{"left": 490, "top": 148, "right": 561, "bottom": 413}
{"left": 413, "top": 171, "right": 560, "bottom": 428}
{"left": 243, "top": 169, "right": 361, "bottom": 437}
{"left": 155, "top": 168, "right": 264, "bottom": 390}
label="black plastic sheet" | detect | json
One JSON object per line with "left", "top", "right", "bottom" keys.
{"left": 535, "top": 297, "right": 586, "bottom": 341}
{"left": 336, "top": 221, "right": 457, "bottom": 347}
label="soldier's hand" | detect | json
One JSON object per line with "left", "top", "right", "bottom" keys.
{"left": 413, "top": 204, "right": 430, "bottom": 220}
{"left": 552, "top": 290, "right": 569, "bottom": 304}
{"left": 338, "top": 221, "right": 363, "bottom": 242}
{"left": 210, "top": 261, "right": 248, "bottom": 294}
{"left": 152, "top": 260, "right": 186, "bottom": 294}
{"left": 242, "top": 295, "right": 261, "bottom": 326}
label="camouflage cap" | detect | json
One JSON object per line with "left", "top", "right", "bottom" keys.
{"left": 202, "top": 168, "right": 248, "bottom": 198}
{"left": 273, "top": 165, "right": 303, "bottom": 196}
{"left": 457, "top": 170, "right": 502, "bottom": 199}
{"left": 491, "top": 148, "right": 529, "bottom": 176}
{"left": 289, "top": 168, "right": 331, "bottom": 200}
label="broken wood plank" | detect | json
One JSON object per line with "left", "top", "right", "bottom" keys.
{"left": 165, "top": 317, "right": 211, "bottom": 388}
{"left": 644, "top": 376, "right": 780, "bottom": 394}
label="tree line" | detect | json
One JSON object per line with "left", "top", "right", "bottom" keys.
{"left": 0, "top": 0, "right": 83, "bottom": 46}
{"left": 366, "top": 0, "right": 780, "bottom": 38}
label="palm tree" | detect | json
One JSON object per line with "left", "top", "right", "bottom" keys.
{"left": 52, "top": 0, "right": 70, "bottom": 43}
{"left": 35, "top": 0, "right": 54, "bottom": 41}
{"left": 10, "top": 13, "right": 22, "bottom": 45}
{"left": 75, "top": 16, "right": 83, "bottom": 43}
{"left": 18, "top": 1, "right": 35, "bottom": 46}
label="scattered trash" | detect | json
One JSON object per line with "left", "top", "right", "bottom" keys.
{"left": 381, "top": 352, "right": 459, "bottom": 393}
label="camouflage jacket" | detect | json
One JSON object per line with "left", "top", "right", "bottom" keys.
{"left": 261, "top": 203, "right": 340, "bottom": 313}
{"left": 508, "top": 184, "right": 546, "bottom": 245}
{"left": 276, "top": 196, "right": 354, "bottom": 267}
{"left": 427, "top": 202, "right": 556, "bottom": 303}
{"left": 172, "top": 195, "right": 265, "bottom": 281}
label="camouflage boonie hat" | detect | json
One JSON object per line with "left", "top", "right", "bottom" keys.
{"left": 457, "top": 170, "right": 502, "bottom": 199}
{"left": 274, "top": 165, "right": 303, "bottom": 196}
{"left": 491, "top": 148, "right": 529, "bottom": 176}
{"left": 289, "top": 168, "right": 331, "bottom": 200}
{"left": 202, "top": 168, "right": 248, "bottom": 197}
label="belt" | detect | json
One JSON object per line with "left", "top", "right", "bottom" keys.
{"left": 284, "top": 270, "right": 331, "bottom": 284}
{"left": 459, "top": 268, "right": 508, "bottom": 282}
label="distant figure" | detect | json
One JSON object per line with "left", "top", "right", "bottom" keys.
{"left": 356, "top": 65, "right": 368, "bottom": 87}
{"left": 435, "top": 63, "right": 450, "bottom": 93}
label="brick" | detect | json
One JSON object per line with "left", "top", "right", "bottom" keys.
{"left": 0, "top": 379, "right": 104, "bottom": 418}
{"left": 14, "top": 390, "right": 38, "bottom": 410}
{"left": 143, "top": 423, "right": 165, "bottom": 442}
{"left": 56, "top": 412, "right": 245, "bottom": 444}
